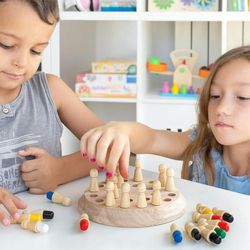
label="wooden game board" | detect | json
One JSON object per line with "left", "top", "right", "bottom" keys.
{"left": 78, "top": 179, "right": 186, "bottom": 228}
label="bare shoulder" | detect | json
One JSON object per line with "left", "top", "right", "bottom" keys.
{"left": 45, "top": 73, "right": 75, "bottom": 109}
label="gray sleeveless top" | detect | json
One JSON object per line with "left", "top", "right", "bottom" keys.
{"left": 0, "top": 72, "right": 63, "bottom": 193}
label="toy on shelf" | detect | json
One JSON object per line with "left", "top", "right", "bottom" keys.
{"left": 100, "top": 0, "right": 136, "bottom": 11}
{"left": 170, "top": 49, "right": 198, "bottom": 89}
{"left": 148, "top": 49, "right": 205, "bottom": 98}
{"left": 147, "top": 57, "right": 168, "bottom": 72}
{"left": 78, "top": 161, "right": 186, "bottom": 228}
{"left": 228, "top": 0, "right": 245, "bottom": 11}
{"left": 199, "top": 64, "right": 212, "bottom": 78}
{"left": 64, "top": 0, "right": 100, "bottom": 11}
{"left": 148, "top": 0, "right": 219, "bottom": 12}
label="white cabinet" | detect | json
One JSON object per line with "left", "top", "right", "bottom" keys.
{"left": 42, "top": 0, "right": 250, "bottom": 176}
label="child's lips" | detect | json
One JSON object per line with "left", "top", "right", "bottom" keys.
{"left": 3, "top": 71, "right": 24, "bottom": 80}
{"left": 215, "top": 122, "right": 233, "bottom": 128}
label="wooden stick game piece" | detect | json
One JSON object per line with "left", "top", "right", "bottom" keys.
{"left": 116, "top": 168, "right": 124, "bottom": 188}
{"left": 158, "top": 164, "right": 166, "bottom": 187}
{"left": 21, "top": 220, "right": 49, "bottom": 233}
{"left": 170, "top": 223, "right": 183, "bottom": 243}
{"left": 79, "top": 212, "right": 90, "bottom": 232}
{"left": 46, "top": 191, "right": 72, "bottom": 206}
{"left": 133, "top": 159, "right": 143, "bottom": 182}
{"left": 165, "top": 168, "right": 176, "bottom": 191}
{"left": 136, "top": 182, "right": 147, "bottom": 208}
{"left": 196, "top": 203, "right": 212, "bottom": 214}
{"left": 198, "top": 225, "right": 222, "bottom": 245}
{"left": 212, "top": 207, "right": 234, "bottom": 223}
{"left": 31, "top": 209, "right": 54, "bottom": 220}
{"left": 120, "top": 182, "right": 131, "bottom": 208}
{"left": 89, "top": 168, "right": 99, "bottom": 192}
{"left": 151, "top": 180, "right": 162, "bottom": 206}
{"left": 105, "top": 181, "right": 115, "bottom": 207}
{"left": 185, "top": 222, "right": 201, "bottom": 241}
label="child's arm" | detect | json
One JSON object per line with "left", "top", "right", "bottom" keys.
{"left": 0, "top": 188, "right": 27, "bottom": 226}
{"left": 20, "top": 74, "right": 102, "bottom": 194}
{"left": 80, "top": 121, "right": 191, "bottom": 178}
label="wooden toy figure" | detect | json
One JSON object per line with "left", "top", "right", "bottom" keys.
{"left": 46, "top": 191, "right": 72, "bottom": 206}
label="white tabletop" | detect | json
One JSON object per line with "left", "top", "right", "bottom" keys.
{"left": 0, "top": 170, "right": 249, "bottom": 250}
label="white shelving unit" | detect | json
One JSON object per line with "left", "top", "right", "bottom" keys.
{"left": 42, "top": 0, "right": 250, "bottom": 177}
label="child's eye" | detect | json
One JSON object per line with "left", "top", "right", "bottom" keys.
{"left": 237, "top": 96, "right": 250, "bottom": 100}
{"left": 31, "top": 49, "right": 42, "bottom": 55}
{"left": 210, "top": 95, "right": 220, "bottom": 99}
{"left": 0, "top": 42, "right": 13, "bottom": 49}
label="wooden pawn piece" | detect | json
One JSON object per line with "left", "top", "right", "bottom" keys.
{"left": 89, "top": 168, "right": 99, "bottom": 192}
{"left": 79, "top": 212, "right": 90, "bottom": 232}
{"left": 120, "top": 182, "right": 131, "bottom": 208}
{"left": 196, "top": 203, "right": 213, "bottom": 214}
{"left": 198, "top": 225, "right": 222, "bottom": 245}
{"left": 133, "top": 159, "right": 143, "bottom": 182}
{"left": 158, "top": 164, "right": 166, "bottom": 187}
{"left": 197, "top": 219, "right": 226, "bottom": 239}
{"left": 165, "top": 168, "right": 176, "bottom": 191}
{"left": 46, "top": 191, "right": 71, "bottom": 206}
{"left": 185, "top": 222, "right": 202, "bottom": 241}
{"left": 112, "top": 176, "right": 119, "bottom": 199}
{"left": 10, "top": 212, "right": 42, "bottom": 224}
{"left": 105, "top": 181, "right": 115, "bottom": 207}
{"left": 170, "top": 223, "right": 183, "bottom": 243}
{"left": 212, "top": 207, "right": 234, "bottom": 223}
{"left": 21, "top": 219, "right": 49, "bottom": 233}
{"left": 136, "top": 182, "right": 147, "bottom": 208}
{"left": 192, "top": 211, "right": 211, "bottom": 222}
{"left": 151, "top": 180, "right": 162, "bottom": 206}
{"left": 116, "top": 168, "right": 124, "bottom": 188}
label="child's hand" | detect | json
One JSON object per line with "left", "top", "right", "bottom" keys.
{"left": 80, "top": 122, "right": 130, "bottom": 178}
{"left": 18, "top": 147, "right": 62, "bottom": 194}
{"left": 0, "top": 188, "right": 27, "bottom": 226}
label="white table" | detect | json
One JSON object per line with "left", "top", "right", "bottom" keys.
{"left": 0, "top": 170, "right": 249, "bottom": 250}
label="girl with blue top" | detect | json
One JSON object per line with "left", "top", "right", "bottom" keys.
{"left": 80, "top": 46, "right": 250, "bottom": 195}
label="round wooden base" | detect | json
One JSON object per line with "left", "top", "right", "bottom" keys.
{"left": 78, "top": 179, "right": 186, "bottom": 228}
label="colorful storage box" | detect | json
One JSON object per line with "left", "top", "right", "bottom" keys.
{"left": 148, "top": 0, "right": 219, "bottom": 12}
{"left": 100, "top": 0, "right": 136, "bottom": 11}
{"left": 91, "top": 60, "right": 137, "bottom": 74}
{"left": 75, "top": 73, "right": 136, "bottom": 98}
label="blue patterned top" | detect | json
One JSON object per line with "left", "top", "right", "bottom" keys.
{"left": 189, "top": 129, "right": 250, "bottom": 195}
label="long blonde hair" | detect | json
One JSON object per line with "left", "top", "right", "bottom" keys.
{"left": 182, "top": 45, "right": 250, "bottom": 185}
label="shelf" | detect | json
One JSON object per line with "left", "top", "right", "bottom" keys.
{"left": 142, "top": 92, "right": 199, "bottom": 105}
{"left": 80, "top": 97, "right": 137, "bottom": 103}
{"left": 60, "top": 11, "right": 138, "bottom": 21}
{"left": 60, "top": 11, "right": 250, "bottom": 22}
{"left": 149, "top": 71, "right": 205, "bottom": 80}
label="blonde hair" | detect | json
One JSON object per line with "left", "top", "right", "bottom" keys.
{"left": 182, "top": 45, "right": 250, "bottom": 185}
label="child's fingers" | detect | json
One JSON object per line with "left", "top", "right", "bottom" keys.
{"left": 21, "top": 159, "right": 38, "bottom": 173}
{"left": 86, "top": 130, "right": 104, "bottom": 162}
{"left": 0, "top": 193, "right": 22, "bottom": 223}
{"left": 29, "top": 188, "right": 44, "bottom": 194}
{"left": 95, "top": 132, "right": 115, "bottom": 168}
{"left": 18, "top": 147, "right": 45, "bottom": 158}
{"left": 80, "top": 129, "right": 100, "bottom": 159}
{"left": 12, "top": 195, "right": 27, "bottom": 209}
{"left": 118, "top": 145, "right": 130, "bottom": 179}
{"left": 0, "top": 210, "right": 10, "bottom": 226}
{"left": 106, "top": 136, "right": 129, "bottom": 175}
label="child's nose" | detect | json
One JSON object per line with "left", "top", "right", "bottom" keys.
{"left": 12, "top": 50, "right": 29, "bottom": 68}
{"left": 215, "top": 97, "right": 232, "bottom": 116}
